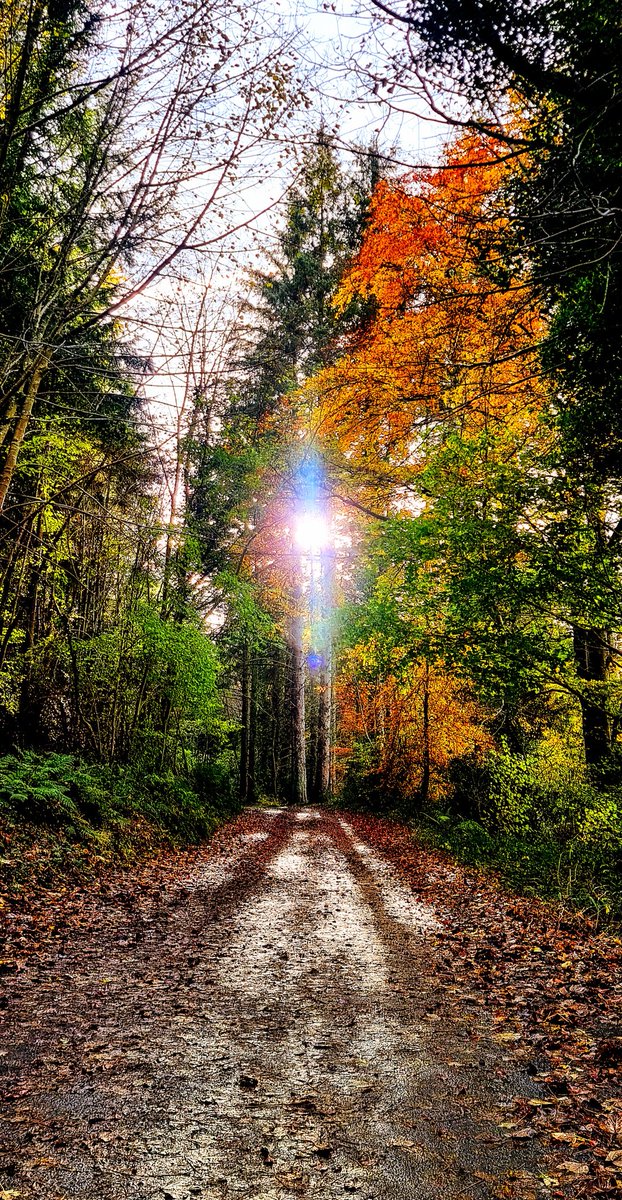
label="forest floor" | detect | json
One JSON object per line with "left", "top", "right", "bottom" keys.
{"left": 1, "top": 808, "right": 621, "bottom": 1200}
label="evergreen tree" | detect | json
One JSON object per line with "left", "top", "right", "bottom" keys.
{"left": 188, "top": 134, "right": 383, "bottom": 804}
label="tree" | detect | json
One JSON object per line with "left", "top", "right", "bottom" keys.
{"left": 187, "top": 135, "right": 382, "bottom": 804}
{"left": 304, "top": 131, "right": 599, "bottom": 782}
{"left": 236, "top": 132, "right": 383, "bottom": 421}
{"left": 360, "top": 0, "right": 622, "bottom": 770}
{"left": 0, "top": 0, "right": 303, "bottom": 791}
{"left": 0, "top": 0, "right": 299, "bottom": 511}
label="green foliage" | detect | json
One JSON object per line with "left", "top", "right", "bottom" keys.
{"left": 340, "top": 738, "right": 414, "bottom": 817}
{"left": 0, "top": 750, "right": 241, "bottom": 843}
{"left": 0, "top": 752, "right": 81, "bottom": 825}
{"left": 216, "top": 571, "right": 279, "bottom": 647}
{"left": 136, "top": 773, "right": 221, "bottom": 841}
{"left": 239, "top": 133, "right": 383, "bottom": 421}
{"left": 18, "top": 604, "right": 230, "bottom": 773}
{"left": 341, "top": 741, "right": 387, "bottom": 812}
{"left": 426, "top": 742, "right": 622, "bottom": 915}
{"left": 447, "top": 819, "right": 494, "bottom": 862}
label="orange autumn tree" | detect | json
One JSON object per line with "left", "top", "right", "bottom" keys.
{"left": 308, "top": 131, "right": 546, "bottom": 488}
{"left": 301, "top": 131, "right": 550, "bottom": 805}
{"left": 336, "top": 651, "right": 492, "bottom": 805}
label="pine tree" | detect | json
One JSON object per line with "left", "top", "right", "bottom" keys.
{"left": 188, "top": 133, "right": 382, "bottom": 804}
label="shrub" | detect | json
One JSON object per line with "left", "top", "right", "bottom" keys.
{"left": 0, "top": 750, "right": 239, "bottom": 843}
{"left": 451, "top": 818, "right": 494, "bottom": 862}
{"left": 193, "top": 753, "right": 238, "bottom": 816}
{"left": 423, "top": 741, "right": 622, "bottom": 915}
{"left": 0, "top": 752, "right": 82, "bottom": 825}
{"left": 341, "top": 739, "right": 408, "bottom": 814}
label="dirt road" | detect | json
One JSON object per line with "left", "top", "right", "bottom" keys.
{"left": 0, "top": 808, "right": 547, "bottom": 1199}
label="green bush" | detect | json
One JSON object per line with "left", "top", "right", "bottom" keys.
{"left": 340, "top": 738, "right": 415, "bottom": 815}
{"left": 136, "top": 773, "right": 214, "bottom": 840}
{"left": 0, "top": 750, "right": 239, "bottom": 844}
{"left": 451, "top": 818, "right": 495, "bottom": 862}
{"left": 193, "top": 753, "right": 237, "bottom": 815}
{"left": 0, "top": 752, "right": 82, "bottom": 825}
{"left": 424, "top": 742, "right": 622, "bottom": 916}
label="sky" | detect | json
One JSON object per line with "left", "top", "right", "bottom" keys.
{"left": 123, "top": 0, "right": 449, "bottom": 519}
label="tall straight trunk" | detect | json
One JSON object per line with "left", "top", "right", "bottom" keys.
{"left": 239, "top": 640, "right": 251, "bottom": 803}
{"left": 0, "top": 353, "right": 50, "bottom": 511}
{"left": 309, "top": 680, "right": 319, "bottom": 801}
{"left": 573, "top": 625, "right": 611, "bottom": 768}
{"left": 315, "top": 661, "right": 332, "bottom": 802}
{"left": 330, "top": 663, "right": 337, "bottom": 795}
{"left": 291, "top": 589, "right": 307, "bottom": 807}
{"left": 316, "top": 647, "right": 332, "bottom": 802}
{"left": 315, "top": 547, "right": 334, "bottom": 803}
{"left": 268, "top": 645, "right": 285, "bottom": 798}
{"left": 420, "top": 660, "right": 430, "bottom": 804}
{"left": 248, "top": 650, "right": 257, "bottom": 805}
{"left": 281, "top": 644, "right": 296, "bottom": 800}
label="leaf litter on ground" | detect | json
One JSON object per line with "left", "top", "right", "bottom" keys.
{"left": 2, "top": 806, "right": 622, "bottom": 1198}
{"left": 344, "top": 812, "right": 622, "bottom": 1198}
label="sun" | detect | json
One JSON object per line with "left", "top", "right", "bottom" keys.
{"left": 295, "top": 512, "right": 328, "bottom": 555}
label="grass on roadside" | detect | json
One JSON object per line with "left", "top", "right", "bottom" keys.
{"left": 340, "top": 739, "right": 622, "bottom": 921}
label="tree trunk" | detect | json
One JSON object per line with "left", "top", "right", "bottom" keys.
{"left": 420, "top": 660, "right": 430, "bottom": 804}
{"left": 315, "top": 547, "right": 334, "bottom": 803}
{"left": 316, "top": 646, "right": 332, "bottom": 803}
{"left": 239, "top": 640, "right": 251, "bottom": 803}
{"left": 248, "top": 650, "right": 257, "bottom": 805}
{"left": 309, "top": 679, "right": 319, "bottom": 801}
{"left": 291, "top": 589, "right": 307, "bottom": 806}
{"left": 0, "top": 353, "right": 50, "bottom": 511}
{"left": 573, "top": 625, "right": 612, "bottom": 768}
{"left": 269, "top": 645, "right": 285, "bottom": 798}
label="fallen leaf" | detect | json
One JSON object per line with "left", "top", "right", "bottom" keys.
{"left": 550, "top": 1132, "right": 588, "bottom": 1146}
{"left": 558, "top": 1160, "right": 589, "bottom": 1175}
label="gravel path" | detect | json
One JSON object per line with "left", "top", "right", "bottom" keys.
{"left": 0, "top": 808, "right": 547, "bottom": 1199}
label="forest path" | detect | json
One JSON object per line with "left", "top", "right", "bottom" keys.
{"left": 0, "top": 808, "right": 547, "bottom": 1200}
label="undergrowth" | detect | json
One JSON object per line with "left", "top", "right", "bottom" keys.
{"left": 343, "top": 739, "right": 622, "bottom": 920}
{"left": 414, "top": 814, "right": 622, "bottom": 922}
{"left": 0, "top": 750, "right": 240, "bottom": 895}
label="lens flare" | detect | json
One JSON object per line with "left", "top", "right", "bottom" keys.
{"left": 295, "top": 512, "right": 328, "bottom": 555}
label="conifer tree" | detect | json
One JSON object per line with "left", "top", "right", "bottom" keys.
{"left": 188, "top": 133, "right": 382, "bottom": 803}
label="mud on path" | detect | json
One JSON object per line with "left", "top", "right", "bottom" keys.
{"left": 0, "top": 809, "right": 549, "bottom": 1200}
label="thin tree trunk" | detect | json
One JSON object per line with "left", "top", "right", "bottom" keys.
{"left": 316, "top": 650, "right": 332, "bottom": 803}
{"left": 315, "top": 547, "right": 334, "bottom": 803}
{"left": 420, "top": 660, "right": 431, "bottom": 805}
{"left": 279, "top": 643, "right": 293, "bottom": 800}
{"left": 248, "top": 650, "right": 257, "bottom": 805}
{"left": 0, "top": 353, "right": 50, "bottom": 511}
{"left": 239, "top": 640, "right": 251, "bottom": 803}
{"left": 268, "top": 645, "right": 284, "bottom": 798}
{"left": 291, "top": 585, "right": 307, "bottom": 806}
{"left": 309, "top": 679, "right": 319, "bottom": 801}
{"left": 573, "top": 625, "right": 612, "bottom": 768}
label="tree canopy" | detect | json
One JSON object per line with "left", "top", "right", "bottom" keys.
{"left": 1, "top": 0, "right": 622, "bottom": 912}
